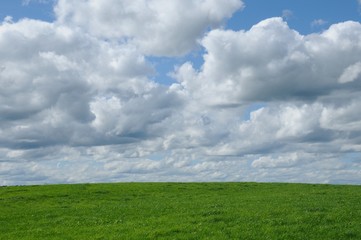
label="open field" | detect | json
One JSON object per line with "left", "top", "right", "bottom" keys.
{"left": 1, "top": 182, "right": 361, "bottom": 239}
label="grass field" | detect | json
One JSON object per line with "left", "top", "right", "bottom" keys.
{"left": 1, "top": 182, "right": 361, "bottom": 239}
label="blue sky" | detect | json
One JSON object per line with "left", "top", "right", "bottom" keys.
{"left": 0, "top": 0, "right": 55, "bottom": 22}
{"left": 1, "top": 0, "right": 361, "bottom": 185}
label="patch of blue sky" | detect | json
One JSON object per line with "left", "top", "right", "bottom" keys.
{"left": 147, "top": 151, "right": 171, "bottom": 161}
{"left": 0, "top": 0, "right": 55, "bottom": 22}
{"left": 148, "top": 48, "right": 205, "bottom": 85}
{"left": 227, "top": 0, "right": 361, "bottom": 34}
{"left": 343, "top": 152, "right": 361, "bottom": 164}
{"left": 242, "top": 102, "right": 266, "bottom": 121}
{"left": 148, "top": 56, "right": 181, "bottom": 85}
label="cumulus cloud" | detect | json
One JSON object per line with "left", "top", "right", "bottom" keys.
{"left": 174, "top": 18, "right": 361, "bottom": 105}
{"left": 0, "top": 17, "right": 181, "bottom": 150}
{"left": 54, "top": 0, "right": 243, "bottom": 56}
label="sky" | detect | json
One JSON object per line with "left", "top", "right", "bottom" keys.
{"left": 0, "top": 0, "right": 361, "bottom": 186}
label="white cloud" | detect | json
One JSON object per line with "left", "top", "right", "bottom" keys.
{"left": 252, "top": 153, "right": 306, "bottom": 169}
{"left": 338, "top": 61, "right": 361, "bottom": 83}
{"left": 22, "top": 0, "right": 53, "bottom": 5}
{"left": 174, "top": 18, "right": 361, "bottom": 106}
{"left": 0, "top": 18, "right": 175, "bottom": 150}
{"left": 3, "top": 16, "right": 13, "bottom": 23}
{"left": 54, "top": 0, "right": 244, "bottom": 56}
{"left": 311, "top": 19, "right": 327, "bottom": 27}
{"left": 321, "top": 99, "right": 361, "bottom": 131}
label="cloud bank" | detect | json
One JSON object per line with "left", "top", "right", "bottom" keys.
{"left": 1, "top": 0, "right": 361, "bottom": 185}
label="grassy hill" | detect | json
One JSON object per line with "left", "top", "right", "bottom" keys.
{"left": 1, "top": 182, "right": 360, "bottom": 239}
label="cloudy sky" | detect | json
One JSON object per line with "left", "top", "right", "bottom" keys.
{"left": 1, "top": 0, "right": 361, "bottom": 185}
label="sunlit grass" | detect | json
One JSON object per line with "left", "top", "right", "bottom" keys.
{"left": 1, "top": 182, "right": 360, "bottom": 239}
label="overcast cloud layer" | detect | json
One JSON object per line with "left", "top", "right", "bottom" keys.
{"left": 1, "top": 0, "right": 361, "bottom": 185}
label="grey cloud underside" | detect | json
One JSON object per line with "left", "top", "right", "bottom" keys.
{"left": 1, "top": 0, "right": 361, "bottom": 185}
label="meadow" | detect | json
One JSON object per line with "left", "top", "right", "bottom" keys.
{"left": 1, "top": 182, "right": 360, "bottom": 239}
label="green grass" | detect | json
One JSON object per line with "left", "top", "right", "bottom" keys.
{"left": 1, "top": 182, "right": 361, "bottom": 239}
